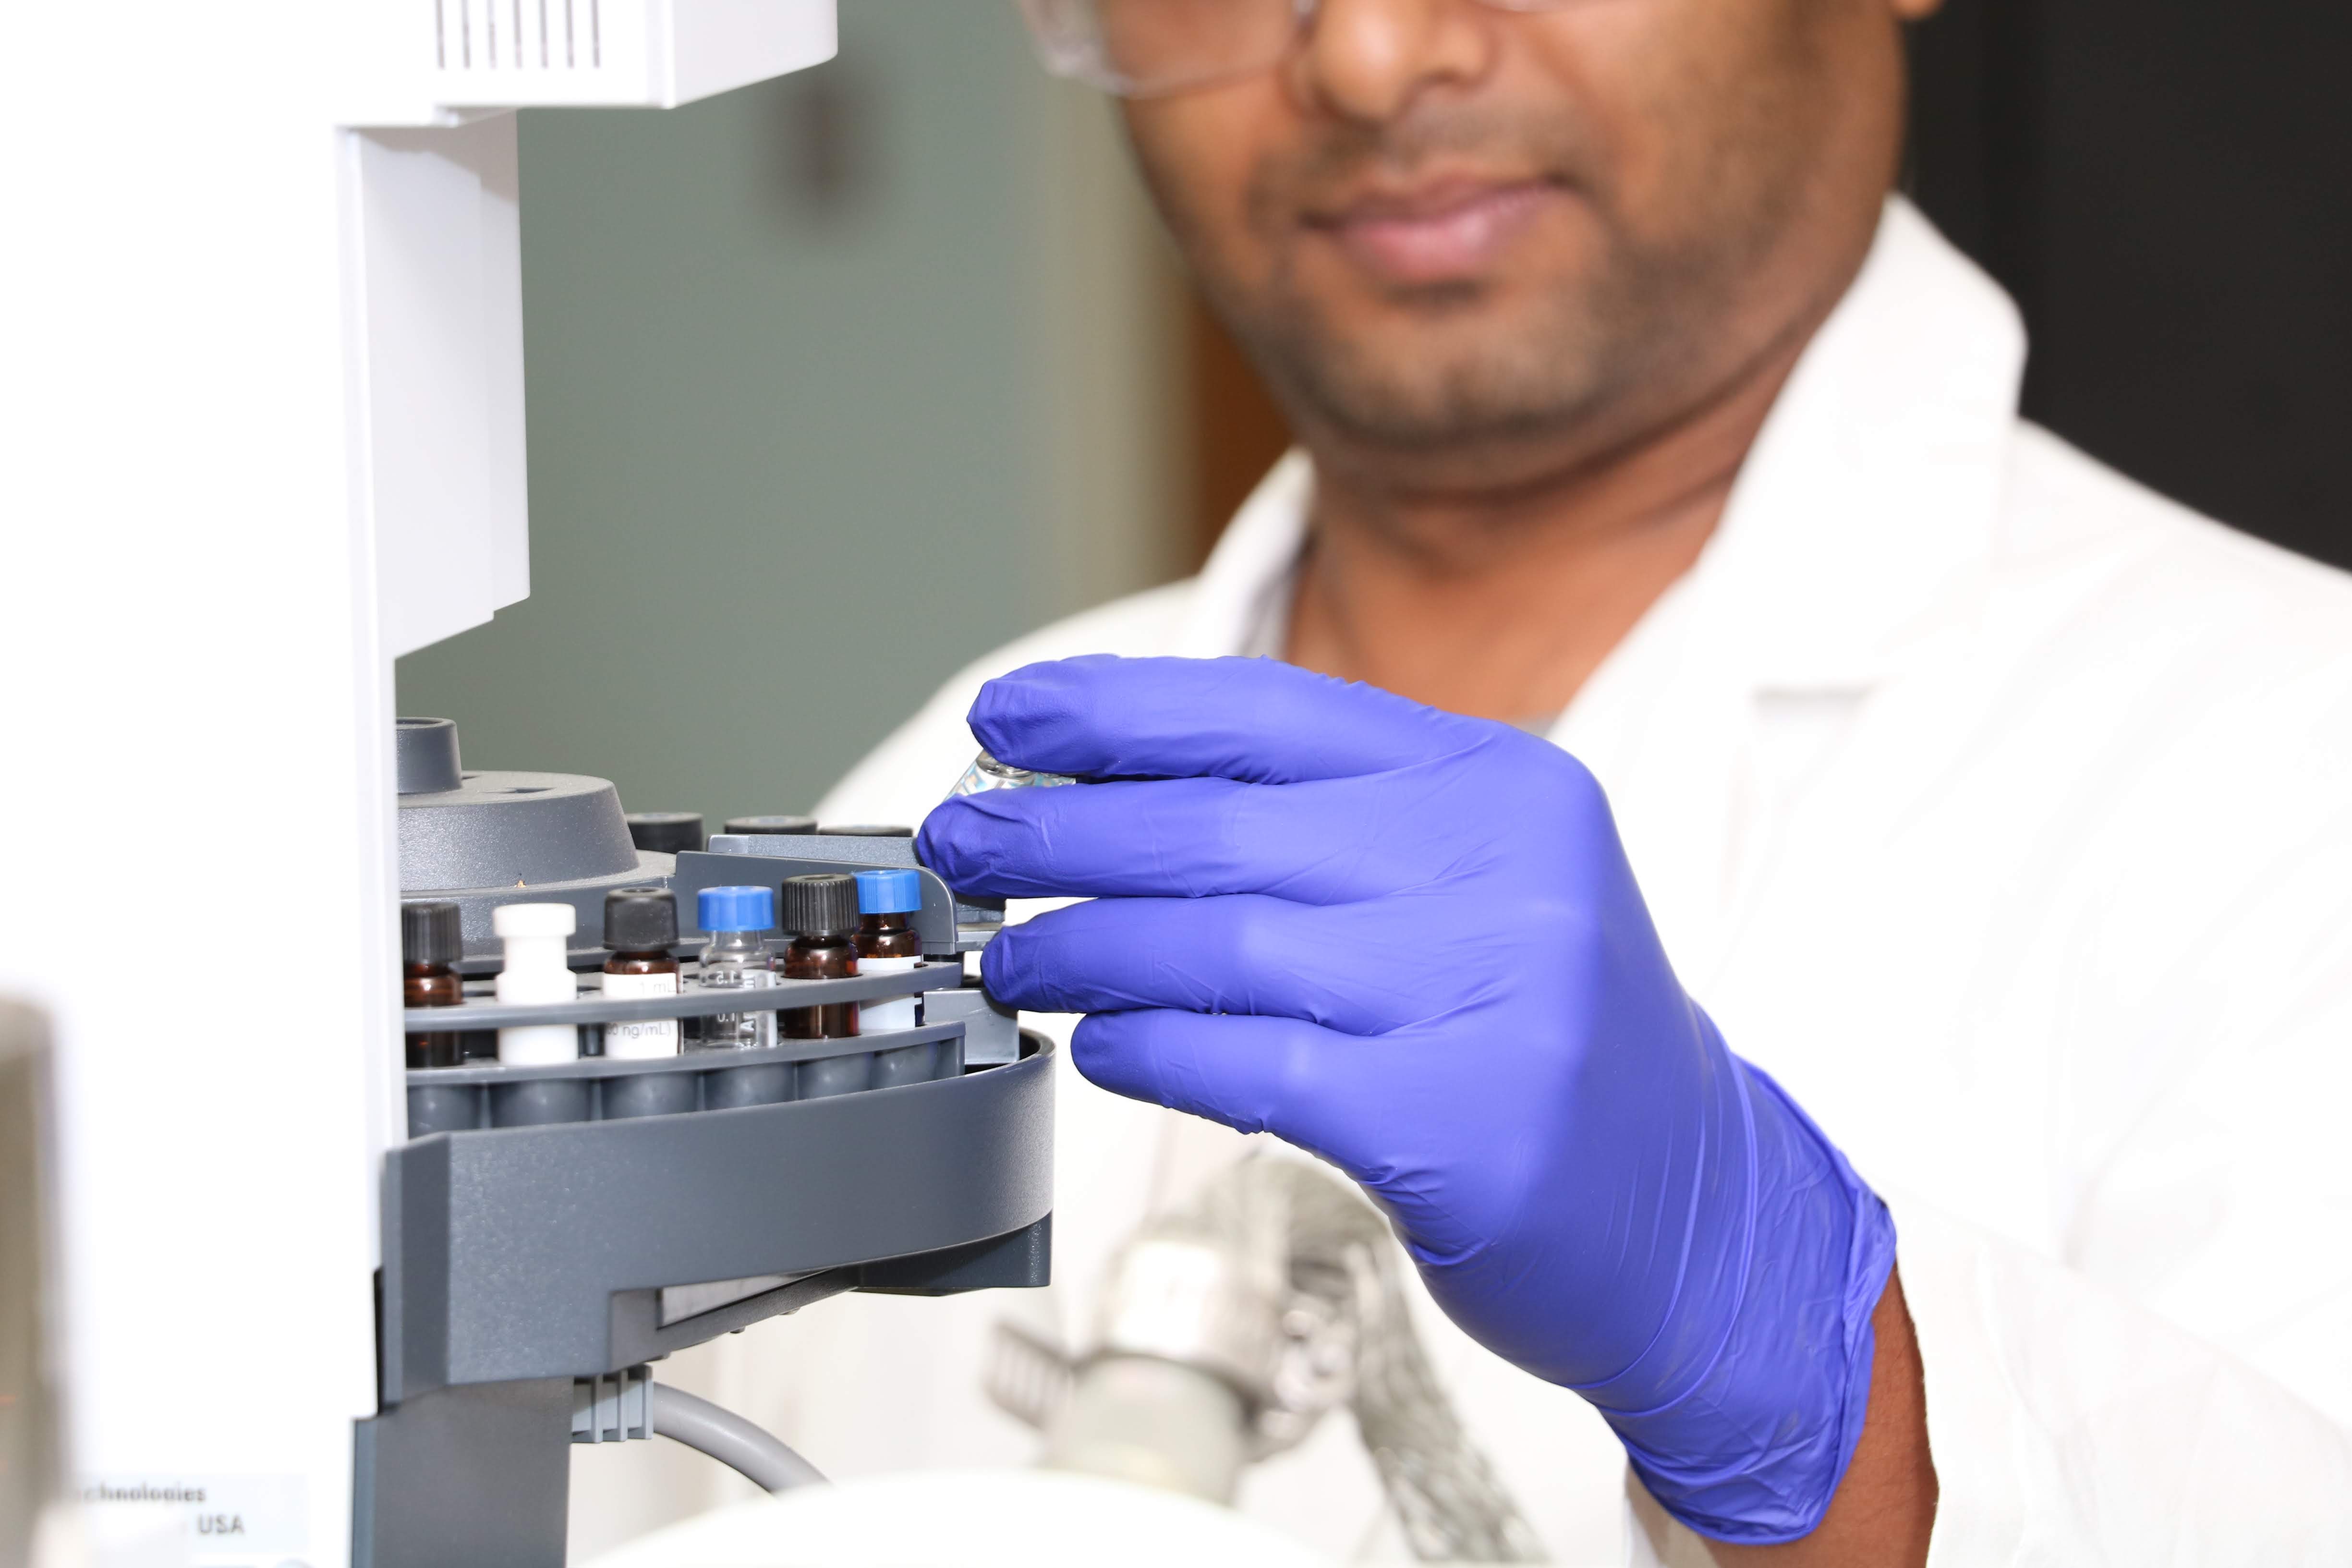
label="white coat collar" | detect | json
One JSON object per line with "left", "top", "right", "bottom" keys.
{"left": 1171, "top": 450, "right": 1317, "bottom": 658}
{"left": 1689, "top": 197, "right": 2025, "bottom": 690}
{"left": 1171, "top": 199, "right": 2026, "bottom": 694}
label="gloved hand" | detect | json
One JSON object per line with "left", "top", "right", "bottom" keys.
{"left": 919, "top": 656, "right": 1896, "bottom": 1544}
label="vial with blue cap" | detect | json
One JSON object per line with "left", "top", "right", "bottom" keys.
{"left": 692, "top": 885, "right": 777, "bottom": 1051}
{"left": 854, "top": 868, "right": 925, "bottom": 1032}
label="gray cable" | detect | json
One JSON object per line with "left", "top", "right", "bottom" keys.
{"left": 648, "top": 1382, "right": 829, "bottom": 1492}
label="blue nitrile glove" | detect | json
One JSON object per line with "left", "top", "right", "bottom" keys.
{"left": 919, "top": 656, "right": 1897, "bottom": 1544}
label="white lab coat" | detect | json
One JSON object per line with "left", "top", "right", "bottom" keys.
{"left": 694, "top": 200, "right": 2352, "bottom": 1563}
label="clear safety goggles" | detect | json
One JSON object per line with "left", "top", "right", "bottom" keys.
{"left": 1016, "top": 0, "right": 1584, "bottom": 99}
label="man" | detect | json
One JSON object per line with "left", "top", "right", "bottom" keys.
{"left": 714, "top": 0, "right": 2352, "bottom": 1559}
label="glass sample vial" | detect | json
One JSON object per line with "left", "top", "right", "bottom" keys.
{"left": 853, "top": 868, "right": 924, "bottom": 1033}
{"left": 780, "top": 874, "right": 861, "bottom": 1040}
{"left": 947, "top": 749, "right": 1078, "bottom": 798}
{"left": 401, "top": 900, "right": 465, "bottom": 1070}
{"left": 693, "top": 885, "right": 778, "bottom": 1051}
{"left": 602, "top": 887, "right": 681, "bottom": 1060}
{"left": 493, "top": 903, "right": 580, "bottom": 1066}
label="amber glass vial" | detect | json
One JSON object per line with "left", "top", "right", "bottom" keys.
{"left": 852, "top": 867, "right": 925, "bottom": 1033}
{"left": 601, "top": 887, "right": 682, "bottom": 1058}
{"left": 780, "top": 873, "right": 861, "bottom": 1040}
{"left": 401, "top": 901, "right": 466, "bottom": 1069}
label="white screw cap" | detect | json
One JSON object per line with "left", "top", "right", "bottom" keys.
{"left": 493, "top": 901, "right": 577, "bottom": 938}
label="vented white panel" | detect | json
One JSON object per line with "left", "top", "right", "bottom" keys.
{"left": 429, "top": 0, "right": 649, "bottom": 106}
{"left": 422, "top": 0, "right": 834, "bottom": 112}
{"left": 336, "top": 0, "right": 833, "bottom": 124}
{"left": 434, "top": 0, "right": 605, "bottom": 74}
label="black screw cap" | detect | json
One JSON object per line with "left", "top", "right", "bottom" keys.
{"left": 604, "top": 887, "right": 679, "bottom": 951}
{"left": 782, "top": 873, "right": 861, "bottom": 939}
{"left": 401, "top": 901, "right": 464, "bottom": 967}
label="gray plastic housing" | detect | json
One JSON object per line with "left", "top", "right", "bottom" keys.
{"left": 392, "top": 724, "right": 1009, "bottom": 962}
{"left": 408, "top": 1027, "right": 967, "bottom": 1132}
{"left": 395, "top": 716, "right": 675, "bottom": 958}
{"left": 922, "top": 983, "right": 1021, "bottom": 1068}
{"left": 395, "top": 717, "right": 463, "bottom": 794}
{"left": 399, "top": 767, "right": 639, "bottom": 889}
{"left": 367, "top": 720, "right": 1048, "bottom": 1568}
{"left": 381, "top": 1029, "right": 1054, "bottom": 1399}
{"left": 353, "top": 1377, "right": 572, "bottom": 1568}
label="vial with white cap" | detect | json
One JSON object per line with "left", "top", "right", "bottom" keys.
{"left": 693, "top": 885, "right": 778, "bottom": 1051}
{"left": 493, "top": 902, "right": 580, "bottom": 1065}
{"left": 853, "top": 868, "right": 924, "bottom": 1033}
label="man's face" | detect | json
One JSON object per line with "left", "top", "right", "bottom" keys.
{"left": 1120, "top": 0, "right": 1915, "bottom": 468}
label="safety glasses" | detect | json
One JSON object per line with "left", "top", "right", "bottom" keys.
{"left": 1017, "top": 0, "right": 1583, "bottom": 99}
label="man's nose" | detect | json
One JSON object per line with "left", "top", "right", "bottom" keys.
{"left": 1291, "top": 0, "right": 1497, "bottom": 124}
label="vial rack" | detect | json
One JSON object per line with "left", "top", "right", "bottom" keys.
{"left": 383, "top": 955, "right": 1048, "bottom": 1408}
{"left": 404, "top": 960, "right": 975, "bottom": 1132}
{"left": 367, "top": 735, "right": 1050, "bottom": 1568}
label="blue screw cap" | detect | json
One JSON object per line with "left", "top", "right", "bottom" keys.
{"left": 855, "top": 868, "right": 923, "bottom": 915}
{"left": 697, "top": 885, "right": 776, "bottom": 932}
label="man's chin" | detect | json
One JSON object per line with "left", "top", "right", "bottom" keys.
{"left": 1269, "top": 319, "right": 1610, "bottom": 454}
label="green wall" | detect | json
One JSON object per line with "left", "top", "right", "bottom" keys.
{"left": 396, "top": 0, "right": 1167, "bottom": 827}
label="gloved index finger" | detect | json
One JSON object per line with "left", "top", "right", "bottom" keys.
{"left": 970, "top": 655, "right": 1495, "bottom": 784}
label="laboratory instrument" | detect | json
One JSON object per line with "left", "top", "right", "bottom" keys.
{"left": 6, "top": 8, "right": 1055, "bottom": 1562}
{"left": 379, "top": 717, "right": 1051, "bottom": 1563}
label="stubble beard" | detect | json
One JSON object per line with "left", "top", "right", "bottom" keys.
{"left": 1162, "top": 107, "right": 1799, "bottom": 464}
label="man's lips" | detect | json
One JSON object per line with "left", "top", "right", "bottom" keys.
{"left": 1311, "top": 179, "right": 1562, "bottom": 286}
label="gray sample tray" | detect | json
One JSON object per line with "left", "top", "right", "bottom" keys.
{"left": 406, "top": 1026, "right": 969, "bottom": 1132}
{"left": 406, "top": 833, "right": 1005, "bottom": 962}
{"left": 404, "top": 957, "right": 953, "bottom": 1031}
{"left": 404, "top": 961, "right": 977, "bottom": 1132}
{"left": 381, "top": 1034, "right": 1056, "bottom": 1398}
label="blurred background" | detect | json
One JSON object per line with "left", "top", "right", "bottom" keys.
{"left": 1905, "top": 0, "right": 2351, "bottom": 569}
{"left": 398, "top": 0, "right": 2352, "bottom": 828}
